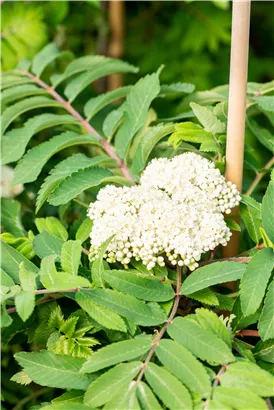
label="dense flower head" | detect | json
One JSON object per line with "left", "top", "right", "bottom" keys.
{"left": 88, "top": 153, "right": 241, "bottom": 271}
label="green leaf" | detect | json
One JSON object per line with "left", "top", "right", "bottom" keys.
{"left": 13, "top": 132, "right": 100, "bottom": 185}
{"left": 195, "top": 308, "right": 231, "bottom": 347}
{"left": 262, "top": 181, "right": 274, "bottom": 243}
{"left": 46, "top": 400, "right": 89, "bottom": 410}
{"left": 190, "top": 102, "right": 226, "bottom": 133}
{"left": 103, "top": 105, "right": 124, "bottom": 139}
{"left": 36, "top": 154, "right": 113, "bottom": 212}
{"left": 15, "top": 290, "right": 35, "bottom": 321}
{"left": 156, "top": 339, "right": 211, "bottom": 397}
{"left": 19, "top": 262, "right": 36, "bottom": 291}
{"left": 257, "top": 360, "right": 274, "bottom": 376}
{"left": 168, "top": 121, "right": 214, "bottom": 147}
{"left": 104, "top": 382, "right": 140, "bottom": 410}
{"left": 240, "top": 247, "right": 274, "bottom": 316}
{"left": 1, "top": 198, "right": 25, "bottom": 237}
{"left": 62, "top": 55, "right": 135, "bottom": 78}
{"left": 260, "top": 228, "right": 274, "bottom": 248}
{"left": 64, "top": 60, "right": 138, "bottom": 102}
{"left": 115, "top": 72, "right": 161, "bottom": 159}
{"left": 160, "top": 82, "right": 195, "bottom": 97}
{"left": 145, "top": 362, "right": 193, "bottom": 409}
{"left": 32, "top": 42, "right": 73, "bottom": 77}
{"left": 200, "top": 138, "right": 221, "bottom": 153}
{"left": 101, "top": 175, "right": 133, "bottom": 187}
{"left": 247, "top": 80, "right": 274, "bottom": 96}
{"left": 77, "top": 288, "right": 166, "bottom": 326}
{"left": 214, "top": 387, "right": 268, "bottom": 410}
{"left": 1, "top": 304, "right": 13, "bottom": 328}
{"left": 103, "top": 269, "right": 175, "bottom": 302}
{"left": 167, "top": 317, "right": 235, "bottom": 365}
{"left": 1, "top": 84, "right": 46, "bottom": 105}
{"left": 76, "top": 218, "right": 93, "bottom": 244}
{"left": 1, "top": 114, "right": 77, "bottom": 165}
{"left": 10, "top": 370, "right": 32, "bottom": 386}
{"left": 81, "top": 337, "right": 152, "bottom": 373}
{"left": 255, "top": 96, "right": 274, "bottom": 113}
{"left": 75, "top": 289, "right": 127, "bottom": 333}
{"left": 211, "top": 0, "right": 230, "bottom": 10}
{"left": 131, "top": 124, "right": 175, "bottom": 177}
{"left": 40, "top": 255, "right": 90, "bottom": 291}
{"left": 1, "top": 268, "right": 15, "bottom": 287}
{"left": 233, "top": 339, "right": 256, "bottom": 363}
{"left": 136, "top": 381, "right": 161, "bottom": 410}
{"left": 91, "top": 237, "right": 114, "bottom": 288}
{"left": 1, "top": 241, "right": 38, "bottom": 282}
{"left": 248, "top": 118, "right": 274, "bottom": 152}
{"left": 84, "top": 361, "right": 142, "bottom": 407}
{"left": 1, "top": 96, "right": 63, "bottom": 135}
{"left": 1, "top": 75, "right": 33, "bottom": 90}
{"left": 40, "top": 403, "right": 92, "bottom": 410}
{"left": 253, "top": 339, "right": 274, "bottom": 363}
{"left": 259, "top": 279, "right": 274, "bottom": 341}
{"left": 84, "top": 86, "right": 132, "bottom": 120}
{"left": 33, "top": 231, "right": 64, "bottom": 259}
{"left": 187, "top": 288, "right": 220, "bottom": 306}
{"left": 240, "top": 203, "right": 262, "bottom": 244}
{"left": 14, "top": 350, "right": 91, "bottom": 390}
{"left": 241, "top": 195, "right": 262, "bottom": 213}
{"left": 225, "top": 218, "right": 241, "bottom": 232}
{"left": 182, "top": 262, "right": 246, "bottom": 295}
{"left": 61, "top": 240, "right": 82, "bottom": 276}
{"left": 52, "top": 390, "right": 84, "bottom": 404}
{"left": 220, "top": 361, "right": 274, "bottom": 397}
{"left": 36, "top": 217, "right": 68, "bottom": 241}
{"left": 214, "top": 293, "right": 235, "bottom": 311}
{"left": 48, "top": 166, "right": 113, "bottom": 206}
{"left": 232, "top": 297, "right": 261, "bottom": 331}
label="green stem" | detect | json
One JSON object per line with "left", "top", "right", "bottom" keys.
{"left": 245, "top": 156, "right": 274, "bottom": 196}
{"left": 227, "top": 291, "right": 240, "bottom": 298}
{"left": 73, "top": 198, "right": 89, "bottom": 208}
{"left": 12, "top": 387, "right": 51, "bottom": 410}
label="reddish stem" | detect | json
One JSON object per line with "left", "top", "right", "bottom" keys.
{"left": 199, "top": 256, "right": 251, "bottom": 267}
{"left": 19, "top": 71, "right": 134, "bottom": 182}
{"left": 135, "top": 265, "right": 182, "bottom": 383}
{"left": 238, "top": 330, "right": 260, "bottom": 337}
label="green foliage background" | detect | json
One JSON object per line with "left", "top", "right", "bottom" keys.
{"left": 1, "top": 1, "right": 274, "bottom": 88}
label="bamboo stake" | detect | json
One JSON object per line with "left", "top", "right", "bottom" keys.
{"left": 223, "top": 0, "right": 251, "bottom": 258}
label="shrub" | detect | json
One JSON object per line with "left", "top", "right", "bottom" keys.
{"left": 1, "top": 43, "right": 274, "bottom": 409}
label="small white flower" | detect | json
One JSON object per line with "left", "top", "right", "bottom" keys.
{"left": 88, "top": 153, "right": 240, "bottom": 270}
{"left": 1, "top": 166, "right": 24, "bottom": 198}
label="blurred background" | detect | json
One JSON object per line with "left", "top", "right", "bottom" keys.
{"left": 1, "top": 0, "right": 274, "bottom": 90}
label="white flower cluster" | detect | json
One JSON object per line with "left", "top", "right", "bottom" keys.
{"left": 88, "top": 153, "right": 241, "bottom": 271}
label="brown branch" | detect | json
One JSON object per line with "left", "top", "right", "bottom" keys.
{"left": 199, "top": 257, "right": 251, "bottom": 267}
{"left": 245, "top": 156, "right": 274, "bottom": 196}
{"left": 12, "top": 387, "right": 52, "bottom": 410}
{"left": 6, "top": 288, "right": 80, "bottom": 314}
{"left": 82, "top": 247, "right": 90, "bottom": 256}
{"left": 212, "top": 364, "right": 228, "bottom": 391}
{"left": 237, "top": 329, "right": 260, "bottom": 337}
{"left": 204, "top": 363, "right": 228, "bottom": 408}
{"left": 266, "top": 398, "right": 274, "bottom": 410}
{"left": 135, "top": 265, "right": 182, "bottom": 384}
{"left": 17, "top": 70, "right": 134, "bottom": 182}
